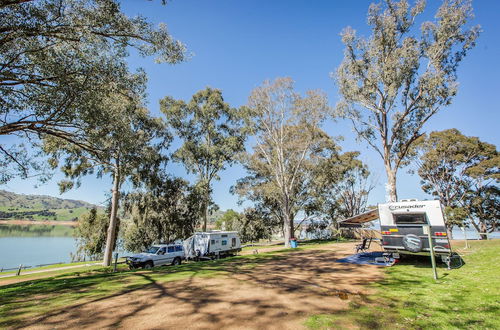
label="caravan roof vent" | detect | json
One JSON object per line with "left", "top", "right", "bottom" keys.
{"left": 400, "top": 198, "right": 419, "bottom": 202}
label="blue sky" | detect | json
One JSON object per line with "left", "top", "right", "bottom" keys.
{"left": 4, "top": 0, "right": 500, "bottom": 210}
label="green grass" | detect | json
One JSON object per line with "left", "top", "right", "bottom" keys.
{"left": 305, "top": 240, "right": 500, "bottom": 329}
{"left": 0, "top": 243, "right": 319, "bottom": 328}
{"left": 0, "top": 260, "right": 105, "bottom": 276}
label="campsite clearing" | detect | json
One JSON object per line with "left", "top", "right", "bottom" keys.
{"left": 0, "top": 240, "right": 498, "bottom": 329}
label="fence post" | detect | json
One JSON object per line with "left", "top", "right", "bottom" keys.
{"left": 113, "top": 253, "right": 119, "bottom": 272}
{"left": 16, "top": 264, "right": 23, "bottom": 276}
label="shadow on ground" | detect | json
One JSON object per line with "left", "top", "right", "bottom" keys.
{"left": 1, "top": 243, "right": 383, "bottom": 329}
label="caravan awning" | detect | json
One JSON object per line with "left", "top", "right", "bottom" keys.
{"left": 338, "top": 208, "right": 379, "bottom": 225}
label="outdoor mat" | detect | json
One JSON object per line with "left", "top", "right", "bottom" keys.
{"left": 336, "top": 251, "right": 395, "bottom": 267}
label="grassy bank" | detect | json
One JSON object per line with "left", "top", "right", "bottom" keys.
{"left": 0, "top": 241, "right": 332, "bottom": 328}
{"left": 306, "top": 240, "right": 500, "bottom": 329}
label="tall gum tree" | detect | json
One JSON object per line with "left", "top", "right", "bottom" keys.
{"left": 44, "top": 87, "right": 169, "bottom": 266}
{"left": 160, "top": 88, "right": 246, "bottom": 232}
{"left": 241, "top": 77, "right": 331, "bottom": 247}
{"left": 335, "top": 0, "right": 480, "bottom": 202}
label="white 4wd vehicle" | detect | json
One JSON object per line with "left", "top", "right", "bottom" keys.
{"left": 126, "top": 244, "right": 184, "bottom": 269}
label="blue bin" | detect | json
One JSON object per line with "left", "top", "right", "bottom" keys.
{"left": 290, "top": 239, "right": 298, "bottom": 248}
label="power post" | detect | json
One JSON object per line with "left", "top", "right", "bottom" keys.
{"left": 424, "top": 225, "right": 438, "bottom": 281}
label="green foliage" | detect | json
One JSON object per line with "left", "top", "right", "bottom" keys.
{"left": 214, "top": 209, "right": 241, "bottom": 231}
{"left": 237, "top": 77, "right": 331, "bottom": 245}
{"left": 306, "top": 240, "right": 500, "bottom": 329}
{"left": 310, "top": 151, "right": 374, "bottom": 224}
{"left": 0, "top": 0, "right": 186, "bottom": 182}
{"left": 412, "top": 129, "right": 499, "bottom": 234}
{"left": 0, "top": 190, "right": 96, "bottom": 210}
{"left": 336, "top": 0, "right": 480, "bottom": 201}
{"left": 122, "top": 176, "right": 203, "bottom": 253}
{"left": 239, "top": 207, "right": 280, "bottom": 243}
{"left": 160, "top": 87, "right": 246, "bottom": 231}
{"left": 73, "top": 208, "right": 111, "bottom": 260}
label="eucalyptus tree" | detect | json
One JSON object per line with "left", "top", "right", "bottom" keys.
{"left": 122, "top": 175, "right": 203, "bottom": 253}
{"left": 238, "top": 77, "right": 332, "bottom": 247}
{"left": 44, "top": 87, "right": 169, "bottom": 266}
{"left": 73, "top": 207, "right": 110, "bottom": 261}
{"left": 312, "top": 151, "right": 375, "bottom": 223}
{"left": 335, "top": 0, "right": 480, "bottom": 202}
{"left": 160, "top": 88, "right": 246, "bottom": 232}
{"left": 0, "top": 0, "right": 186, "bottom": 182}
{"left": 411, "top": 128, "right": 499, "bottom": 237}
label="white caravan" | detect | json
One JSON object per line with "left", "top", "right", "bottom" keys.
{"left": 183, "top": 231, "right": 242, "bottom": 260}
{"left": 339, "top": 200, "right": 452, "bottom": 261}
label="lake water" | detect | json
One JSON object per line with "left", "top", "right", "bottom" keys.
{"left": 0, "top": 224, "right": 77, "bottom": 270}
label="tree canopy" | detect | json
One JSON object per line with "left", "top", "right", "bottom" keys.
{"left": 411, "top": 128, "right": 499, "bottom": 237}
{"left": 122, "top": 176, "right": 203, "bottom": 253}
{"left": 336, "top": 0, "right": 480, "bottom": 202}
{"left": 236, "top": 77, "right": 335, "bottom": 247}
{"left": 0, "top": 0, "right": 186, "bottom": 182}
{"left": 44, "top": 88, "right": 169, "bottom": 265}
{"left": 160, "top": 87, "right": 246, "bottom": 232}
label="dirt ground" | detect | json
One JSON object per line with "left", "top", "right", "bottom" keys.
{"left": 19, "top": 242, "right": 384, "bottom": 330}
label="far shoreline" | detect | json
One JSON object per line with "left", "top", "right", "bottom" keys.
{"left": 0, "top": 219, "right": 77, "bottom": 226}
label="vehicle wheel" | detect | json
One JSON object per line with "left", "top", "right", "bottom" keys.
{"left": 172, "top": 257, "right": 181, "bottom": 266}
{"left": 143, "top": 261, "right": 153, "bottom": 269}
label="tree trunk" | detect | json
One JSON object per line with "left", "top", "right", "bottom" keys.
{"left": 480, "top": 221, "right": 488, "bottom": 240}
{"left": 282, "top": 196, "right": 293, "bottom": 247}
{"left": 283, "top": 213, "right": 291, "bottom": 248}
{"left": 447, "top": 226, "right": 454, "bottom": 240}
{"left": 202, "top": 190, "right": 209, "bottom": 232}
{"left": 103, "top": 166, "right": 120, "bottom": 266}
{"left": 385, "top": 165, "right": 398, "bottom": 202}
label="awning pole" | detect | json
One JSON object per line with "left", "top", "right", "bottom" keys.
{"left": 425, "top": 225, "right": 438, "bottom": 281}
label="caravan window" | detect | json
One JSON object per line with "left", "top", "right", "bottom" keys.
{"left": 222, "top": 234, "right": 228, "bottom": 238}
{"left": 393, "top": 213, "right": 427, "bottom": 224}
{"left": 222, "top": 240, "right": 227, "bottom": 246}
{"left": 232, "top": 238, "right": 236, "bottom": 246}
{"left": 211, "top": 239, "right": 215, "bottom": 244}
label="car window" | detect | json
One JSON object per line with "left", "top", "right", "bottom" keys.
{"left": 158, "top": 247, "right": 166, "bottom": 255}
{"left": 145, "top": 246, "right": 159, "bottom": 254}
{"left": 167, "top": 246, "right": 175, "bottom": 253}
{"left": 175, "top": 246, "right": 183, "bottom": 252}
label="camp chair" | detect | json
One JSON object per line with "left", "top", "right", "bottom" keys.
{"left": 355, "top": 237, "right": 372, "bottom": 254}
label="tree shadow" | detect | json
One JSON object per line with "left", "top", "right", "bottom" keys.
{"left": 4, "top": 245, "right": 385, "bottom": 329}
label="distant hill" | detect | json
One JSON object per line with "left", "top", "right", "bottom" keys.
{"left": 0, "top": 190, "right": 101, "bottom": 222}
